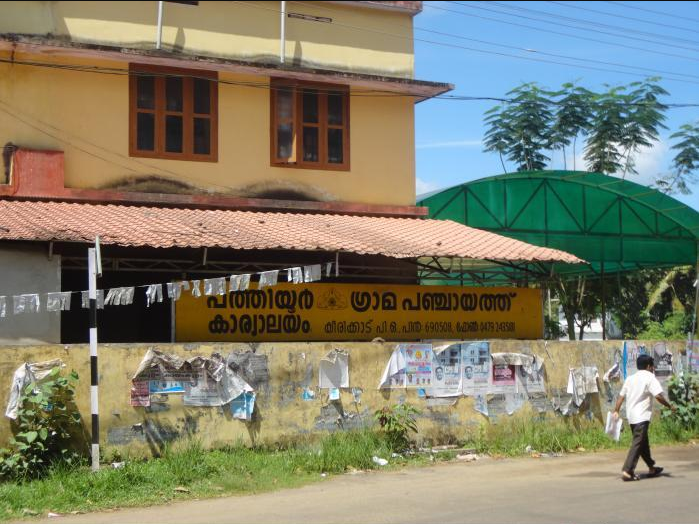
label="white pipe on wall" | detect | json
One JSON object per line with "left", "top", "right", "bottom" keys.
{"left": 280, "top": 1, "right": 286, "bottom": 64}
{"left": 156, "top": 1, "right": 164, "bottom": 50}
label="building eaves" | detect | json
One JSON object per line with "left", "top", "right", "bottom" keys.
{"left": 0, "top": 34, "right": 453, "bottom": 102}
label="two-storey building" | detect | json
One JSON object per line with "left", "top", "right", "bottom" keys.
{"left": 0, "top": 1, "right": 578, "bottom": 344}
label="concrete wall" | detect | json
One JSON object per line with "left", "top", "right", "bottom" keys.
{"left": 0, "top": 340, "right": 684, "bottom": 457}
{"left": 0, "top": 245, "right": 61, "bottom": 344}
{"left": 0, "top": 51, "right": 417, "bottom": 206}
{"left": 0, "top": 1, "right": 415, "bottom": 78}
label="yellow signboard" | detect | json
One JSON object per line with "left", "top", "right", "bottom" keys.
{"left": 175, "top": 283, "right": 543, "bottom": 342}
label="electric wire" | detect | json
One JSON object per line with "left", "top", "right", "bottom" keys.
{"left": 286, "top": 0, "right": 699, "bottom": 80}
{"left": 230, "top": 1, "right": 699, "bottom": 86}
{"left": 3, "top": 57, "right": 699, "bottom": 108}
{"left": 472, "top": 1, "right": 699, "bottom": 50}
{"left": 422, "top": 3, "right": 699, "bottom": 63}
{"left": 451, "top": 2, "right": 699, "bottom": 53}
{"left": 605, "top": 1, "right": 699, "bottom": 25}
{"left": 546, "top": 1, "right": 699, "bottom": 35}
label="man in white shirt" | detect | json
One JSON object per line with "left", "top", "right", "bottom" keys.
{"left": 613, "top": 354, "right": 676, "bottom": 481}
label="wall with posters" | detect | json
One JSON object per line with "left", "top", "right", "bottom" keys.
{"left": 175, "top": 284, "right": 544, "bottom": 341}
{"left": 0, "top": 339, "right": 686, "bottom": 456}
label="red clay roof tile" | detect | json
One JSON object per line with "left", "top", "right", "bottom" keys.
{"left": 0, "top": 200, "right": 583, "bottom": 263}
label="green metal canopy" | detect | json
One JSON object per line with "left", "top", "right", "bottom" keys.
{"left": 418, "top": 170, "right": 699, "bottom": 278}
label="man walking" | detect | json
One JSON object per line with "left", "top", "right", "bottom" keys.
{"left": 613, "top": 354, "right": 676, "bottom": 481}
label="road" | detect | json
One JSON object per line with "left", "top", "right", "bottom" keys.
{"left": 33, "top": 445, "right": 699, "bottom": 524}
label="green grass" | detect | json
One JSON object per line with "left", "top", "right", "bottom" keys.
{"left": 463, "top": 414, "right": 699, "bottom": 457}
{"left": 0, "top": 430, "right": 410, "bottom": 521}
{"left": 1, "top": 419, "right": 697, "bottom": 522}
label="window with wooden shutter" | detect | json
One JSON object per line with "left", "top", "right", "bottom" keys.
{"left": 271, "top": 80, "right": 349, "bottom": 170}
{"left": 129, "top": 64, "right": 218, "bottom": 162}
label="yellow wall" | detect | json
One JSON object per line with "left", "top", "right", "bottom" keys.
{"left": 0, "top": 52, "right": 416, "bottom": 206}
{"left": 0, "top": 340, "right": 682, "bottom": 457}
{"left": 0, "top": 1, "right": 415, "bottom": 78}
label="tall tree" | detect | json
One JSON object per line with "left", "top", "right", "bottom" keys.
{"left": 483, "top": 83, "right": 554, "bottom": 172}
{"left": 549, "top": 83, "right": 593, "bottom": 170}
{"left": 619, "top": 78, "right": 668, "bottom": 178}
{"left": 656, "top": 122, "right": 699, "bottom": 195}
{"left": 584, "top": 85, "right": 627, "bottom": 174}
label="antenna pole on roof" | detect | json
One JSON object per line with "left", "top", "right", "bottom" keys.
{"left": 156, "top": 1, "right": 164, "bottom": 50}
{"left": 280, "top": 1, "right": 286, "bottom": 64}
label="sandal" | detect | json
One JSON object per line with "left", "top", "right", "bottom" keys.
{"left": 622, "top": 471, "right": 640, "bottom": 482}
{"left": 648, "top": 466, "right": 664, "bottom": 478}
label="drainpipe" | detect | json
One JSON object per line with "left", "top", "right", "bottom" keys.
{"left": 280, "top": 1, "right": 286, "bottom": 64}
{"left": 156, "top": 1, "right": 164, "bottom": 50}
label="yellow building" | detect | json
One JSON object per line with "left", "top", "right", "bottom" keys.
{"left": 0, "top": 1, "right": 451, "bottom": 208}
{"left": 0, "top": 1, "right": 580, "bottom": 346}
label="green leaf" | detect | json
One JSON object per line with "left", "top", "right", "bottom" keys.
{"left": 38, "top": 428, "right": 48, "bottom": 441}
{"left": 24, "top": 431, "right": 38, "bottom": 444}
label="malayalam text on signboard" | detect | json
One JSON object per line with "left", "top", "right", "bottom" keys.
{"left": 175, "top": 283, "right": 543, "bottom": 342}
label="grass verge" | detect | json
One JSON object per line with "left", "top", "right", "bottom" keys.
{"left": 1, "top": 419, "right": 696, "bottom": 521}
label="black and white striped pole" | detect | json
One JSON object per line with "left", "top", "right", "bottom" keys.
{"left": 88, "top": 245, "right": 101, "bottom": 472}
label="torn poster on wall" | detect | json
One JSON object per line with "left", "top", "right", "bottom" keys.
{"left": 651, "top": 342, "right": 673, "bottom": 379}
{"left": 319, "top": 349, "right": 349, "bottom": 389}
{"left": 132, "top": 349, "right": 254, "bottom": 408}
{"left": 184, "top": 370, "right": 225, "bottom": 406}
{"left": 431, "top": 343, "right": 462, "bottom": 397}
{"left": 491, "top": 364, "right": 516, "bottom": 393}
{"left": 378, "top": 346, "right": 408, "bottom": 388}
{"left": 516, "top": 356, "right": 546, "bottom": 394}
{"left": 227, "top": 352, "right": 269, "bottom": 391}
{"left": 404, "top": 344, "right": 433, "bottom": 387}
{"left": 567, "top": 366, "right": 599, "bottom": 406}
{"left": 130, "top": 380, "right": 150, "bottom": 407}
{"left": 231, "top": 392, "right": 256, "bottom": 420}
{"left": 462, "top": 341, "right": 490, "bottom": 396}
{"left": 5, "top": 359, "right": 64, "bottom": 419}
{"left": 149, "top": 380, "right": 184, "bottom": 394}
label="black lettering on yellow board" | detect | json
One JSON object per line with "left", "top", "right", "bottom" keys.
{"left": 176, "top": 284, "right": 542, "bottom": 342}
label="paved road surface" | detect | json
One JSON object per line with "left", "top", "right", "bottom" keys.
{"left": 32, "top": 445, "right": 699, "bottom": 524}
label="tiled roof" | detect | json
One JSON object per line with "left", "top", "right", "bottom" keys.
{"left": 0, "top": 200, "right": 583, "bottom": 263}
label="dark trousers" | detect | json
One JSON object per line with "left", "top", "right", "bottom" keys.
{"left": 622, "top": 421, "right": 655, "bottom": 474}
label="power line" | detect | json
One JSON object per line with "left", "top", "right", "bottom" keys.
{"left": 413, "top": 26, "right": 699, "bottom": 81}
{"left": 605, "top": 1, "right": 699, "bottom": 25}
{"left": 231, "top": 1, "right": 699, "bottom": 86}
{"left": 452, "top": 2, "right": 699, "bottom": 54}
{"left": 476, "top": 1, "right": 699, "bottom": 50}
{"left": 546, "top": 1, "right": 699, "bottom": 35}
{"left": 6, "top": 56, "right": 699, "bottom": 107}
{"left": 288, "top": 0, "right": 699, "bottom": 80}
{"left": 423, "top": 3, "right": 699, "bottom": 63}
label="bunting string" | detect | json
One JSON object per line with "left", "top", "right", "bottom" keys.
{"left": 0, "top": 263, "right": 333, "bottom": 317}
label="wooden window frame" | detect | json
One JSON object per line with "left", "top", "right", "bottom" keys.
{"left": 129, "top": 64, "right": 218, "bottom": 162}
{"left": 270, "top": 79, "right": 350, "bottom": 171}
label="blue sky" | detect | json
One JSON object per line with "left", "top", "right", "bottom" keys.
{"left": 413, "top": 1, "right": 699, "bottom": 210}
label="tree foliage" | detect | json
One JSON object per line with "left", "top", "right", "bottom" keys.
{"left": 483, "top": 77, "right": 680, "bottom": 185}
{"left": 484, "top": 83, "right": 554, "bottom": 172}
{"left": 656, "top": 122, "right": 699, "bottom": 195}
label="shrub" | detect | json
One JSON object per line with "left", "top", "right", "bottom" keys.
{"left": 662, "top": 373, "right": 699, "bottom": 430}
{"left": 374, "top": 403, "right": 420, "bottom": 451}
{"left": 0, "top": 368, "right": 84, "bottom": 481}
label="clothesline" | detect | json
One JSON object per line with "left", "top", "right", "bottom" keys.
{"left": 0, "top": 262, "right": 334, "bottom": 318}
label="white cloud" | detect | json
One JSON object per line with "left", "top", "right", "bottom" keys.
{"left": 416, "top": 177, "right": 440, "bottom": 196}
{"left": 632, "top": 140, "right": 669, "bottom": 185}
{"left": 555, "top": 140, "right": 670, "bottom": 186}
{"left": 416, "top": 139, "right": 482, "bottom": 150}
